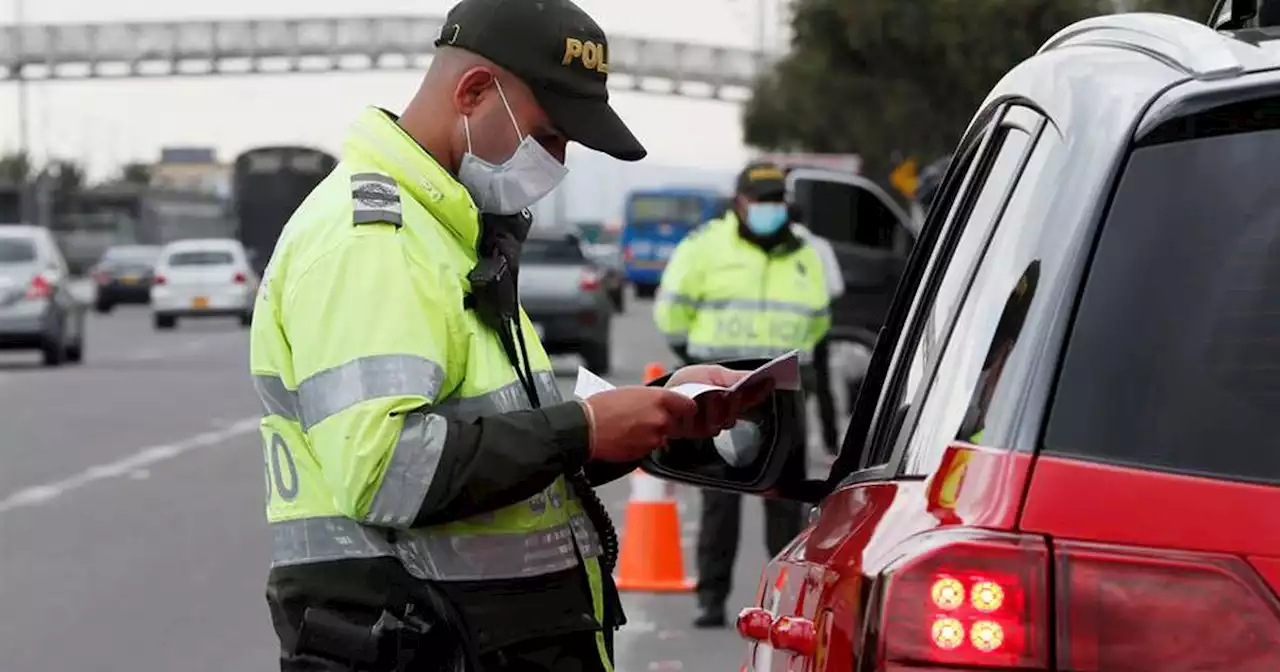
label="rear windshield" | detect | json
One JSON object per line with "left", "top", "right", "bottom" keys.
{"left": 523, "top": 238, "right": 585, "bottom": 263}
{"left": 0, "top": 238, "right": 37, "bottom": 263}
{"left": 103, "top": 247, "right": 158, "bottom": 264}
{"left": 1045, "top": 96, "right": 1280, "bottom": 484}
{"left": 168, "top": 250, "right": 234, "bottom": 266}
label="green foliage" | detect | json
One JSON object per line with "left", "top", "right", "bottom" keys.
{"left": 744, "top": 0, "right": 1216, "bottom": 182}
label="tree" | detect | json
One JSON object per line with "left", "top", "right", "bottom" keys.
{"left": 118, "top": 162, "right": 152, "bottom": 186}
{"left": 744, "top": 0, "right": 1217, "bottom": 185}
{"left": 0, "top": 152, "right": 33, "bottom": 184}
{"left": 37, "top": 159, "right": 87, "bottom": 196}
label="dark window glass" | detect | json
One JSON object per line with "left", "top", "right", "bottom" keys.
{"left": 0, "top": 238, "right": 37, "bottom": 263}
{"left": 522, "top": 238, "right": 585, "bottom": 263}
{"left": 1046, "top": 98, "right": 1280, "bottom": 483}
{"left": 793, "top": 180, "right": 899, "bottom": 249}
{"left": 168, "top": 250, "right": 235, "bottom": 266}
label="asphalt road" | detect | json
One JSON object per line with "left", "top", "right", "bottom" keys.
{"left": 0, "top": 290, "right": 783, "bottom": 672}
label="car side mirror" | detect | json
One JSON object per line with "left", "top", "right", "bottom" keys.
{"left": 639, "top": 358, "right": 816, "bottom": 499}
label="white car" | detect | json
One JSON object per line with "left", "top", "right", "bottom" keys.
{"left": 150, "top": 238, "right": 258, "bottom": 330}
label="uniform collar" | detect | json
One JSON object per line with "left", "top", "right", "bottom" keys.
{"left": 341, "top": 106, "right": 480, "bottom": 251}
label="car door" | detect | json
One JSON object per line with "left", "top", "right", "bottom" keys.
{"left": 745, "top": 106, "right": 1053, "bottom": 672}
{"left": 786, "top": 169, "right": 915, "bottom": 344}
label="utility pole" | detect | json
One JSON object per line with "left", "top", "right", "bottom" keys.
{"left": 13, "top": 0, "right": 32, "bottom": 223}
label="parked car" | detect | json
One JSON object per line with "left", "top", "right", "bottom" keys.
{"left": 150, "top": 238, "right": 258, "bottom": 330}
{"left": 0, "top": 225, "right": 85, "bottom": 366}
{"left": 643, "top": 9, "right": 1280, "bottom": 671}
{"left": 575, "top": 222, "right": 626, "bottom": 312}
{"left": 90, "top": 244, "right": 161, "bottom": 312}
{"left": 519, "top": 233, "right": 613, "bottom": 373}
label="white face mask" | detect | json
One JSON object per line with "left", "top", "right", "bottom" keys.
{"left": 458, "top": 80, "right": 568, "bottom": 215}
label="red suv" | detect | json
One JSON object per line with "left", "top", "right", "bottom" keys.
{"left": 644, "top": 8, "right": 1280, "bottom": 671}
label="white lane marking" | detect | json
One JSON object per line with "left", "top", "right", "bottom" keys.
{"left": 0, "top": 416, "right": 259, "bottom": 514}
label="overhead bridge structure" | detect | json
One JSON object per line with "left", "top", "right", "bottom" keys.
{"left": 0, "top": 16, "right": 768, "bottom": 100}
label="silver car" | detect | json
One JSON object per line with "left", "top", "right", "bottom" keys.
{"left": 0, "top": 225, "right": 86, "bottom": 366}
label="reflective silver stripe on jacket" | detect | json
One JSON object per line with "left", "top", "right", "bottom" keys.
{"left": 297, "top": 354, "right": 446, "bottom": 430}
{"left": 687, "top": 344, "right": 814, "bottom": 365}
{"left": 659, "top": 294, "right": 829, "bottom": 320}
{"left": 434, "top": 372, "right": 561, "bottom": 423}
{"left": 270, "top": 514, "right": 602, "bottom": 581}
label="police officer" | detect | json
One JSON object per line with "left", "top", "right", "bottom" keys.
{"left": 250, "top": 0, "right": 764, "bottom": 669}
{"left": 653, "top": 161, "right": 832, "bottom": 628}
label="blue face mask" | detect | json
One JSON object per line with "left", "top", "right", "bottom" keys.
{"left": 745, "top": 202, "right": 789, "bottom": 236}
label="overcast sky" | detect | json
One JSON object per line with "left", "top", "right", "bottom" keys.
{"left": 1, "top": 0, "right": 789, "bottom": 180}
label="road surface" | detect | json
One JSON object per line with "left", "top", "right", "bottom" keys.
{"left": 0, "top": 293, "right": 787, "bottom": 672}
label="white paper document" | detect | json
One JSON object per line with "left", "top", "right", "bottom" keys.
{"left": 572, "top": 349, "right": 803, "bottom": 400}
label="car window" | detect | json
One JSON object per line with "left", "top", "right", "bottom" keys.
{"left": 522, "top": 238, "right": 585, "bottom": 263}
{"left": 1046, "top": 96, "right": 1280, "bottom": 484}
{"left": 167, "top": 250, "right": 235, "bottom": 266}
{"left": 0, "top": 238, "right": 38, "bottom": 264}
{"left": 103, "top": 247, "right": 159, "bottom": 264}
{"left": 864, "top": 124, "right": 1032, "bottom": 468}
{"left": 902, "top": 126, "right": 1066, "bottom": 476}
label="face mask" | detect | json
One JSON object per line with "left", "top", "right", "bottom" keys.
{"left": 745, "top": 202, "right": 789, "bottom": 236}
{"left": 458, "top": 80, "right": 568, "bottom": 215}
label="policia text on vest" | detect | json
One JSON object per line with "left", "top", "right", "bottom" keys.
{"left": 249, "top": 0, "right": 765, "bottom": 668}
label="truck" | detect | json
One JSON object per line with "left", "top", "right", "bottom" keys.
{"left": 232, "top": 146, "right": 337, "bottom": 276}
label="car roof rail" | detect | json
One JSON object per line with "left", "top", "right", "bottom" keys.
{"left": 1038, "top": 12, "right": 1244, "bottom": 80}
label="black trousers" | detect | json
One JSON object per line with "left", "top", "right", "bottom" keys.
{"left": 810, "top": 337, "right": 840, "bottom": 455}
{"left": 694, "top": 489, "right": 806, "bottom": 607}
{"left": 281, "top": 630, "right": 609, "bottom": 672}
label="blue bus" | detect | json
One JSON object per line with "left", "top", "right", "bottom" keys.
{"left": 620, "top": 187, "right": 729, "bottom": 297}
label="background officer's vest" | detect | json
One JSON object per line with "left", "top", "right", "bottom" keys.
{"left": 655, "top": 215, "right": 831, "bottom": 363}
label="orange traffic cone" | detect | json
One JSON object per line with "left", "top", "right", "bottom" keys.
{"left": 643, "top": 361, "right": 667, "bottom": 384}
{"left": 614, "top": 470, "right": 695, "bottom": 592}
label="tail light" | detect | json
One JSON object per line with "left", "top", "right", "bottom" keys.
{"left": 233, "top": 271, "right": 247, "bottom": 284}
{"left": 874, "top": 530, "right": 1280, "bottom": 671}
{"left": 92, "top": 270, "right": 108, "bottom": 285}
{"left": 25, "top": 273, "right": 52, "bottom": 299}
{"left": 580, "top": 269, "right": 600, "bottom": 291}
{"left": 153, "top": 274, "right": 167, "bottom": 286}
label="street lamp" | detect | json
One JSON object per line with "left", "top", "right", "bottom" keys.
{"left": 13, "top": 0, "right": 32, "bottom": 221}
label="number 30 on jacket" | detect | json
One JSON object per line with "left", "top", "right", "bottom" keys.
{"left": 264, "top": 431, "right": 300, "bottom": 503}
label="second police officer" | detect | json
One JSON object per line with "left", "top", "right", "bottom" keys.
{"left": 653, "top": 161, "right": 832, "bottom": 627}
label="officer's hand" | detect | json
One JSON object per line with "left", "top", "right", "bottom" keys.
{"left": 665, "top": 365, "right": 775, "bottom": 438}
{"left": 581, "top": 387, "right": 698, "bottom": 462}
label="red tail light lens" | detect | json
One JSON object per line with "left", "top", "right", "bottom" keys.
{"left": 92, "top": 270, "right": 108, "bottom": 285}
{"left": 233, "top": 271, "right": 247, "bottom": 284}
{"left": 875, "top": 530, "right": 1280, "bottom": 671}
{"left": 1055, "top": 541, "right": 1280, "bottom": 671}
{"left": 153, "top": 274, "right": 167, "bottom": 285}
{"left": 25, "top": 274, "right": 52, "bottom": 299}
{"left": 880, "top": 530, "right": 1051, "bottom": 669}
{"left": 580, "top": 269, "right": 600, "bottom": 291}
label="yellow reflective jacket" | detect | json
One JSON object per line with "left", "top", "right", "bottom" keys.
{"left": 249, "top": 107, "right": 613, "bottom": 665}
{"left": 653, "top": 213, "right": 832, "bottom": 363}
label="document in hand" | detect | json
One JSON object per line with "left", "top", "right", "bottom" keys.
{"left": 573, "top": 350, "right": 803, "bottom": 400}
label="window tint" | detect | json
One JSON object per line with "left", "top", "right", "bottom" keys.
{"left": 103, "top": 246, "right": 159, "bottom": 264}
{"left": 1047, "top": 100, "right": 1280, "bottom": 484}
{"left": 903, "top": 128, "right": 1065, "bottom": 476}
{"left": 863, "top": 124, "right": 1032, "bottom": 468}
{"left": 793, "top": 179, "right": 900, "bottom": 249}
{"left": 522, "top": 238, "right": 585, "bottom": 263}
{"left": 0, "top": 238, "right": 37, "bottom": 263}
{"left": 168, "top": 250, "right": 235, "bottom": 266}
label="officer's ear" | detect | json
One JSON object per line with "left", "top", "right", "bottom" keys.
{"left": 454, "top": 67, "right": 498, "bottom": 116}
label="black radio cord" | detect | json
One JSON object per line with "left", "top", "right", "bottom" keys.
{"left": 505, "top": 318, "right": 620, "bottom": 575}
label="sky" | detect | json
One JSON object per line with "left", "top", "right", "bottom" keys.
{"left": 0, "top": 0, "right": 794, "bottom": 190}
